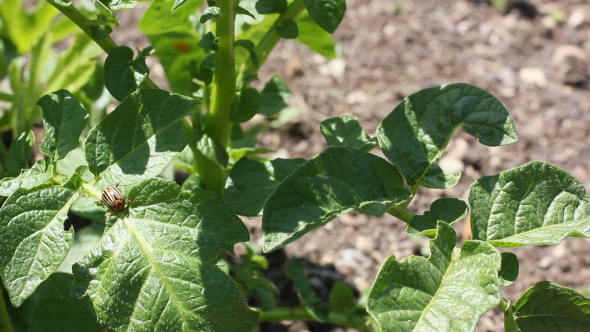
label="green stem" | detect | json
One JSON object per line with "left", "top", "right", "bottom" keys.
{"left": 183, "top": 119, "right": 226, "bottom": 193}
{"left": 387, "top": 205, "right": 415, "bottom": 223}
{"left": 236, "top": 0, "right": 305, "bottom": 87}
{"left": 0, "top": 282, "right": 15, "bottom": 332}
{"left": 45, "top": 0, "right": 158, "bottom": 90}
{"left": 197, "top": 0, "right": 237, "bottom": 193}
{"left": 45, "top": 0, "right": 118, "bottom": 53}
{"left": 82, "top": 182, "right": 102, "bottom": 199}
{"left": 499, "top": 296, "right": 510, "bottom": 312}
{"left": 204, "top": 0, "right": 236, "bottom": 147}
{"left": 0, "top": 92, "right": 13, "bottom": 103}
{"left": 258, "top": 307, "right": 372, "bottom": 331}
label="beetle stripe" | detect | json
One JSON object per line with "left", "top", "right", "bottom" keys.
{"left": 102, "top": 187, "right": 123, "bottom": 205}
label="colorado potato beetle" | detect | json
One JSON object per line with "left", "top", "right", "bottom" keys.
{"left": 97, "top": 186, "right": 135, "bottom": 214}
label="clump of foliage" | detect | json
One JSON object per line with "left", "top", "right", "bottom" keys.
{"left": 1, "top": 1, "right": 590, "bottom": 331}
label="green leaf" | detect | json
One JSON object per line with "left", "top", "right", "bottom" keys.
{"left": 102, "top": 0, "right": 137, "bottom": 11}
{"left": 234, "top": 17, "right": 272, "bottom": 68}
{"left": 196, "top": 53, "right": 215, "bottom": 86}
{"left": 0, "top": 159, "right": 53, "bottom": 197}
{"left": 328, "top": 281, "right": 356, "bottom": 314}
{"left": 499, "top": 252, "right": 518, "bottom": 287}
{"left": 234, "top": 39, "right": 255, "bottom": 51}
{"left": 138, "top": 0, "right": 206, "bottom": 95}
{"left": 128, "top": 177, "right": 182, "bottom": 206}
{"left": 29, "top": 32, "right": 53, "bottom": 92}
{"left": 511, "top": 281, "right": 590, "bottom": 331}
{"left": 70, "top": 194, "right": 107, "bottom": 223}
{"left": 0, "top": 184, "right": 78, "bottom": 306}
{"left": 57, "top": 224, "right": 105, "bottom": 274}
{"left": 295, "top": 11, "right": 338, "bottom": 59}
{"left": 82, "top": 62, "right": 105, "bottom": 101}
{"left": 29, "top": 298, "right": 102, "bottom": 332}
{"left": 56, "top": 147, "right": 89, "bottom": 177}
{"left": 232, "top": 245, "right": 278, "bottom": 311}
{"left": 198, "top": 31, "right": 218, "bottom": 51}
{"left": 181, "top": 174, "right": 201, "bottom": 191}
{"left": 104, "top": 46, "right": 150, "bottom": 101}
{"left": 45, "top": 34, "right": 102, "bottom": 94}
{"left": 320, "top": 115, "right": 378, "bottom": 151}
{"left": 37, "top": 90, "right": 89, "bottom": 161}
{"left": 227, "top": 137, "right": 273, "bottom": 162}
{"left": 0, "top": 0, "right": 59, "bottom": 54}
{"left": 234, "top": 5, "right": 256, "bottom": 20}
{"left": 376, "top": 83, "right": 518, "bottom": 189}
{"left": 172, "top": 0, "right": 188, "bottom": 10}
{"left": 407, "top": 198, "right": 468, "bottom": 236}
{"left": 200, "top": 6, "right": 220, "bottom": 23}
{"left": 255, "top": 0, "right": 287, "bottom": 14}
{"left": 17, "top": 273, "right": 97, "bottom": 327}
{"left": 234, "top": 6, "right": 256, "bottom": 20}
{"left": 284, "top": 260, "right": 328, "bottom": 321}
{"left": 504, "top": 304, "right": 519, "bottom": 332}
{"left": 367, "top": 222, "right": 502, "bottom": 332}
{"left": 225, "top": 157, "right": 306, "bottom": 216}
{"left": 259, "top": 75, "right": 291, "bottom": 116}
{"left": 94, "top": 0, "right": 120, "bottom": 26}
{"left": 230, "top": 87, "right": 261, "bottom": 123}
{"left": 469, "top": 161, "right": 590, "bottom": 247}
{"left": 5, "top": 130, "right": 34, "bottom": 172}
{"left": 276, "top": 18, "right": 299, "bottom": 39}
{"left": 192, "top": 128, "right": 229, "bottom": 169}
{"left": 303, "top": 0, "right": 346, "bottom": 33}
{"left": 72, "top": 186, "right": 257, "bottom": 331}
{"left": 262, "top": 147, "right": 411, "bottom": 252}
{"left": 85, "top": 89, "right": 196, "bottom": 186}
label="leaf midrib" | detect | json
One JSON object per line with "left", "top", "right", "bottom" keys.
{"left": 123, "top": 219, "right": 193, "bottom": 332}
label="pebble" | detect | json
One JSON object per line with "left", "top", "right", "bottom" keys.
{"left": 518, "top": 67, "right": 548, "bottom": 87}
{"left": 439, "top": 155, "right": 464, "bottom": 173}
{"left": 334, "top": 248, "right": 369, "bottom": 277}
{"left": 567, "top": 8, "right": 588, "bottom": 28}
{"left": 345, "top": 90, "right": 369, "bottom": 104}
{"left": 551, "top": 44, "right": 586, "bottom": 66}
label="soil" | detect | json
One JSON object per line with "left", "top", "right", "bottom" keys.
{"left": 114, "top": 1, "right": 590, "bottom": 331}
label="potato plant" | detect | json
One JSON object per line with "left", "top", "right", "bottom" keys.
{"left": 1, "top": 1, "right": 590, "bottom": 331}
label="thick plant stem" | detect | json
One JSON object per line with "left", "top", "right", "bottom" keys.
{"left": 183, "top": 120, "right": 226, "bottom": 193}
{"left": 258, "top": 307, "right": 371, "bottom": 331}
{"left": 198, "top": 0, "right": 236, "bottom": 193}
{"left": 204, "top": 0, "right": 236, "bottom": 147}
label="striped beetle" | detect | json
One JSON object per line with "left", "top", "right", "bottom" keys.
{"left": 97, "top": 186, "right": 135, "bottom": 214}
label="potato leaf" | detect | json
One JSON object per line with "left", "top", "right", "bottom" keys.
{"left": 367, "top": 222, "right": 501, "bottom": 332}
{"left": 263, "top": 147, "right": 411, "bottom": 252}
{"left": 376, "top": 83, "right": 517, "bottom": 189}
{"left": 469, "top": 161, "right": 590, "bottom": 247}
{"left": 72, "top": 181, "right": 257, "bottom": 331}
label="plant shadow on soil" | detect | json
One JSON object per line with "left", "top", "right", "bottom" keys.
{"left": 231, "top": 249, "right": 362, "bottom": 332}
